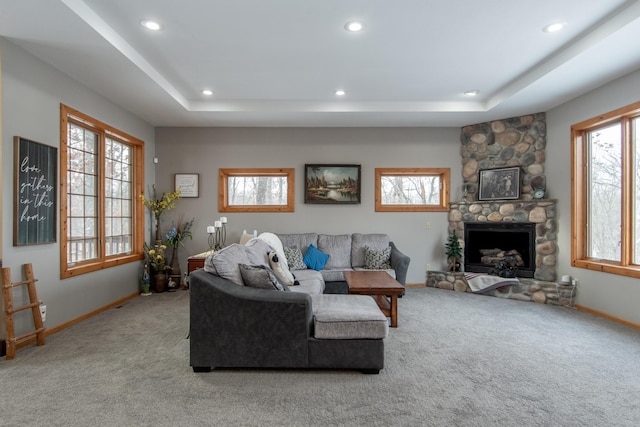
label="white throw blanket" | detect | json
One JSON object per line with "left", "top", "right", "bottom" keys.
{"left": 464, "top": 273, "right": 519, "bottom": 293}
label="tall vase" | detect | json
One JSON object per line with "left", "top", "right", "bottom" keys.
{"left": 154, "top": 272, "right": 167, "bottom": 293}
{"left": 169, "top": 246, "right": 181, "bottom": 290}
{"left": 154, "top": 215, "right": 162, "bottom": 246}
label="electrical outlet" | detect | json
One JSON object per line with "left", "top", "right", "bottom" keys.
{"left": 425, "top": 221, "right": 431, "bottom": 230}
{"left": 426, "top": 263, "right": 431, "bottom": 271}
{"left": 40, "top": 304, "right": 47, "bottom": 322}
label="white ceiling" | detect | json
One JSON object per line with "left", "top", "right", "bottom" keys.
{"left": 2, "top": 0, "right": 640, "bottom": 127}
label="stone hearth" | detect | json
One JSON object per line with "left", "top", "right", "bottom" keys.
{"left": 426, "top": 271, "right": 576, "bottom": 307}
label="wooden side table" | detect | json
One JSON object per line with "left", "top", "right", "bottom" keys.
{"left": 187, "top": 250, "right": 216, "bottom": 274}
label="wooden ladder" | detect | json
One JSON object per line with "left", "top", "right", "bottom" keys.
{"left": 2, "top": 263, "right": 46, "bottom": 360}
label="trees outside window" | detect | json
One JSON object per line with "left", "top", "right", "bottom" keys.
{"left": 375, "top": 168, "right": 450, "bottom": 212}
{"left": 219, "top": 168, "right": 294, "bottom": 212}
{"left": 60, "top": 104, "right": 144, "bottom": 278}
{"left": 571, "top": 101, "right": 640, "bottom": 278}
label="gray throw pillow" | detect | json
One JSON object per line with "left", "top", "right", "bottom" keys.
{"left": 284, "top": 246, "right": 307, "bottom": 270}
{"left": 238, "top": 264, "right": 288, "bottom": 291}
{"left": 364, "top": 246, "right": 391, "bottom": 269}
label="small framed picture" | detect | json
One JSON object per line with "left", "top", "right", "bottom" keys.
{"left": 478, "top": 166, "right": 520, "bottom": 201}
{"left": 174, "top": 173, "right": 199, "bottom": 198}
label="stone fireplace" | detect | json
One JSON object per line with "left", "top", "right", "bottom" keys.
{"left": 449, "top": 199, "right": 557, "bottom": 282}
{"left": 426, "top": 112, "right": 573, "bottom": 307}
{"left": 450, "top": 111, "right": 557, "bottom": 282}
{"left": 464, "top": 222, "right": 536, "bottom": 278}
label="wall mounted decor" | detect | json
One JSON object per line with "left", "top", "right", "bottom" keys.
{"left": 304, "top": 164, "right": 361, "bottom": 204}
{"left": 174, "top": 173, "right": 199, "bottom": 198}
{"left": 478, "top": 166, "right": 520, "bottom": 201}
{"left": 14, "top": 136, "right": 57, "bottom": 245}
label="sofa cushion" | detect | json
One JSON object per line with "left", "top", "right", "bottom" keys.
{"left": 283, "top": 246, "right": 307, "bottom": 270}
{"left": 318, "top": 234, "right": 352, "bottom": 269}
{"left": 303, "top": 244, "right": 330, "bottom": 271}
{"left": 311, "top": 294, "right": 389, "bottom": 339}
{"left": 204, "top": 244, "right": 250, "bottom": 285}
{"left": 277, "top": 233, "right": 318, "bottom": 256}
{"left": 351, "top": 233, "right": 391, "bottom": 268}
{"left": 244, "top": 238, "right": 272, "bottom": 266}
{"left": 239, "top": 264, "right": 288, "bottom": 291}
{"left": 288, "top": 269, "right": 325, "bottom": 294}
{"left": 364, "top": 245, "right": 391, "bottom": 269}
{"left": 268, "top": 250, "right": 295, "bottom": 286}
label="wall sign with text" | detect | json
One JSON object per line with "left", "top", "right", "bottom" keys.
{"left": 14, "top": 136, "right": 57, "bottom": 245}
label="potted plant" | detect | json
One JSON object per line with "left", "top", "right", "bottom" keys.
{"left": 140, "top": 185, "right": 181, "bottom": 244}
{"left": 445, "top": 230, "right": 463, "bottom": 272}
{"left": 143, "top": 242, "right": 170, "bottom": 292}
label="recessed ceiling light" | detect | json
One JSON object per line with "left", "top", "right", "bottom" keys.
{"left": 464, "top": 90, "right": 479, "bottom": 97}
{"left": 543, "top": 22, "right": 567, "bottom": 33}
{"left": 344, "top": 21, "right": 364, "bottom": 32}
{"left": 202, "top": 89, "right": 213, "bottom": 96}
{"left": 141, "top": 20, "right": 161, "bottom": 31}
{"left": 335, "top": 90, "right": 346, "bottom": 96}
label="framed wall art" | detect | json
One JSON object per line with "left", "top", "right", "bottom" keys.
{"left": 304, "top": 164, "right": 361, "bottom": 204}
{"left": 14, "top": 136, "right": 57, "bottom": 245}
{"left": 174, "top": 173, "right": 199, "bottom": 198}
{"left": 478, "top": 166, "right": 520, "bottom": 201}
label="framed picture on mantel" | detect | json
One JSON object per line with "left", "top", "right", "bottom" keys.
{"left": 478, "top": 166, "right": 520, "bottom": 201}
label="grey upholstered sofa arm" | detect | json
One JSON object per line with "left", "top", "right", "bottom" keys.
{"left": 190, "top": 269, "right": 313, "bottom": 370}
{"left": 389, "top": 241, "right": 411, "bottom": 286}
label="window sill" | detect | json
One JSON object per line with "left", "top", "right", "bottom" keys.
{"left": 572, "top": 259, "right": 640, "bottom": 279}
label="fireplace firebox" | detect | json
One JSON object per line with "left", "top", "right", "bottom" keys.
{"left": 463, "top": 222, "right": 536, "bottom": 278}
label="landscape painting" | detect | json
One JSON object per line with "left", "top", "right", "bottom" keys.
{"left": 305, "top": 164, "right": 361, "bottom": 204}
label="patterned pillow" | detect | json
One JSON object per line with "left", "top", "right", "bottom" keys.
{"left": 284, "top": 246, "right": 307, "bottom": 270}
{"left": 238, "top": 264, "right": 287, "bottom": 291}
{"left": 364, "top": 246, "right": 391, "bottom": 269}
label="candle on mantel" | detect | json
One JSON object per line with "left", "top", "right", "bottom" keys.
{"left": 220, "top": 216, "right": 228, "bottom": 224}
{"left": 214, "top": 221, "right": 222, "bottom": 228}
{"left": 206, "top": 225, "right": 215, "bottom": 234}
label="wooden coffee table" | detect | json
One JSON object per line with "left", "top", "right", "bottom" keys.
{"left": 344, "top": 270, "right": 404, "bottom": 327}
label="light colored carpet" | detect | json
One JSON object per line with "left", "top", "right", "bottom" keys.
{"left": 1, "top": 287, "right": 639, "bottom": 426}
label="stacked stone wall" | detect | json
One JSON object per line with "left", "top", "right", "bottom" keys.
{"left": 460, "top": 112, "right": 546, "bottom": 200}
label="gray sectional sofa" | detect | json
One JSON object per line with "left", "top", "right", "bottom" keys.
{"left": 277, "top": 233, "right": 410, "bottom": 294}
{"left": 189, "top": 233, "right": 410, "bottom": 374}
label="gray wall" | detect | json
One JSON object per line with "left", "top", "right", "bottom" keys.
{"left": 547, "top": 67, "right": 640, "bottom": 324}
{"left": 1, "top": 39, "right": 156, "bottom": 332}
{"left": 155, "top": 127, "right": 462, "bottom": 284}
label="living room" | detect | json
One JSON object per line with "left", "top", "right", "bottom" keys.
{"left": 1, "top": 1, "right": 640, "bottom": 423}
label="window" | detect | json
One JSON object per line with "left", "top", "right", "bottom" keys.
{"left": 571, "top": 101, "right": 640, "bottom": 278}
{"left": 219, "top": 168, "right": 295, "bottom": 212}
{"left": 375, "top": 168, "right": 450, "bottom": 212}
{"left": 60, "top": 104, "right": 144, "bottom": 278}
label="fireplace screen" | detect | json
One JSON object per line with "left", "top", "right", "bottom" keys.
{"left": 463, "top": 222, "right": 536, "bottom": 278}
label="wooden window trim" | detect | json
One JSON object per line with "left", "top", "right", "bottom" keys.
{"left": 571, "top": 100, "right": 640, "bottom": 278}
{"left": 60, "top": 104, "right": 144, "bottom": 279}
{"left": 375, "top": 167, "right": 450, "bottom": 212}
{"left": 219, "top": 168, "right": 295, "bottom": 213}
